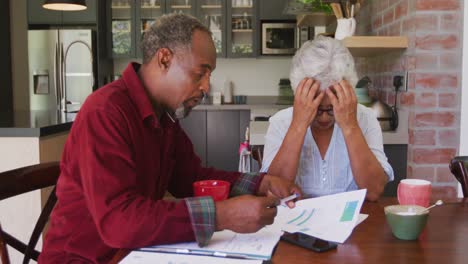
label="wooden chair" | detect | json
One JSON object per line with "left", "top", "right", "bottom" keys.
{"left": 449, "top": 156, "right": 468, "bottom": 197}
{"left": 0, "top": 162, "right": 60, "bottom": 264}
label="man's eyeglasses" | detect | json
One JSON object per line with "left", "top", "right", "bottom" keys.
{"left": 317, "top": 107, "right": 334, "bottom": 116}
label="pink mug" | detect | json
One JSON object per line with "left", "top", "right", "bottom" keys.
{"left": 397, "top": 179, "right": 432, "bottom": 207}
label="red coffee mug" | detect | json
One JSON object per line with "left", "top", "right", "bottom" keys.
{"left": 397, "top": 179, "right": 431, "bottom": 207}
{"left": 193, "top": 180, "right": 231, "bottom": 201}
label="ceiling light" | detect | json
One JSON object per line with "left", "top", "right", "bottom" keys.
{"left": 43, "top": 0, "right": 87, "bottom": 11}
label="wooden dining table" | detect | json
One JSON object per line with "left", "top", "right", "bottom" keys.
{"left": 111, "top": 198, "right": 468, "bottom": 264}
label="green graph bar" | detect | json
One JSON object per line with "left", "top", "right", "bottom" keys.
{"left": 340, "top": 200, "right": 358, "bottom": 222}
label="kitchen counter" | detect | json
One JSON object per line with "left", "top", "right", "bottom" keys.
{"left": 0, "top": 110, "right": 76, "bottom": 137}
{"left": 250, "top": 109, "right": 409, "bottom": 145}
{"left": 193, "top": 103, "right": 291, "bottom": 111}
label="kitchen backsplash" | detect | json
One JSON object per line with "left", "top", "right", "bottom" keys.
{"left": 113, "top": 57, "right": 292, "bottom": 96}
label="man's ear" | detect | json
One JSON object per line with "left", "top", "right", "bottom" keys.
{"left": 156, "top": 48, "right": 173, "bottom": 70}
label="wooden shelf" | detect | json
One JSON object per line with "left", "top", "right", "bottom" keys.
{"left": 297, "top": 13, "right": 335, "bottom": 27}
{"left": 342, "top": 36, "right": 408, "bottom": 57}
{"left": 232, "top": 29, "right": 252, "bottom": 33}
{"left": 201, "top": 5, "right": 222, "bottom": 9}
{"left": 111, "top": 6, "right": 131, "bottom": 9}
{"left": 232, "top": 5, "right": 253, "bottom": 8}
{"left": 141, "top": 6, "right": 161, "bottom": 9}
{"left": 171, "top": 5, "right": 191, "bottom": 9}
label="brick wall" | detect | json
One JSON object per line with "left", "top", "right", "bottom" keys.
{"left": 355, "top": 0, "right": 463, "bottom": 199}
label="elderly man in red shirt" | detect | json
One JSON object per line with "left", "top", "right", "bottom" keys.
{"left": 39, "top": 14, "right": 300, "bottom": 263}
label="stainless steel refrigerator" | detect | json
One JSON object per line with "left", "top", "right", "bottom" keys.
{"left": 28, "top": 29, "right": 96, "bottom": 112}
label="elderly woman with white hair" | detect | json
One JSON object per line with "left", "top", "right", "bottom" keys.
{"left": 261, "top": 36, "right": 394, "bottom": 201}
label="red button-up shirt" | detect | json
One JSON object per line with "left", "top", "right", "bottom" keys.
{"left": 39, "top": 63, "right": 245, "bottom": 263}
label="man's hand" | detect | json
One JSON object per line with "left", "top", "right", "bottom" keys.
{"left": 215, "top": 195, "right": 279, "bottom": 233}
{"left": 326, "top": 79, "right": 359, "bottom": 133}
{"left": 257, "top": 174, "right": 302, "bottom": 208}
{"left": 291, "top": 78, "right": 324, "bottom": 131}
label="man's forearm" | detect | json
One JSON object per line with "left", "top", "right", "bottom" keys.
{"left": 342, "top": 127, "right": 387, "bottom": 201}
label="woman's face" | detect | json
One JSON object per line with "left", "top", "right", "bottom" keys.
{"left": 311, "top": 93, "right": 335, "bottom": 130}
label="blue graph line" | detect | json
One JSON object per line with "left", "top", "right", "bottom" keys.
{"left": 287, "top": 210, "right": 306, "bottom": 225}
{"left": 297, "top": 209, "right": 315, "bottom": 226}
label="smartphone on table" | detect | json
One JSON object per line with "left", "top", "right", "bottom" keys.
{"left": 280, "top": 232, "right": 338, "bottom": 253}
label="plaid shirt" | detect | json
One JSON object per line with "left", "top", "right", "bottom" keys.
{"left": 185, "top": 172, "right": 265, "bottom": 247}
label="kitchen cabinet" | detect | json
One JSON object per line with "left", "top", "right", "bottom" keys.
{"left": 167, "top": 0, "right": 196, "bottom": 15}
{"left": 179, "top": 110, "right": 207, "bottom": 166}
{"left": 383, "top": 144, "right": 408, "bottom": 197}
{"left": 259, "top": 0, "right": 295, "bottom": 20}
{"left": 109, "top": 0, "right": 258, "bottom": 58}
{"left": 28, "top": 0, "right": 97, "bottom": 25}
{"left": 110, "top": 0, "right": 168, "bottom": 58}
{"left": 110, "top": 0, "right": 136, "bottom": 58}
{"left": 180, "top": 109, "right": 250, "bottom": 171}
{"left": 197, "top": 0, "right": 226, "bottom": 57}
{"left": 227, "top": 0, "right": 258, "bottom": 57}
{"left": 207, "top": 110, "right": 250, "bottom": 171}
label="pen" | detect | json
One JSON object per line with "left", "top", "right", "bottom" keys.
{"left": 280, "top": 193, "right": 299, "bottom": 207}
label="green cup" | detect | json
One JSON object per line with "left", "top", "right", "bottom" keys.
{"left": 384, "top": 205, "right": 429, "bottom": 240}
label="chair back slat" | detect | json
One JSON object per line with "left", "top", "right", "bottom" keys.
{"left": 0, "top": 224, "right": 10, "bottom": 264}
{"left": 0, "top": 162, "right": 60, "bottom": 200}
{"left": 0, "top": 162, "right": 60, "bottom": 264}
{"left": 449, "top": 156, "right": 468, "bottom": 198}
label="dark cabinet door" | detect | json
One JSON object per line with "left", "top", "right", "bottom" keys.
{"left": 28, "top": 0, "right": 62, "bottom": 25}
{"left": 62, "top": 0, "right": 97, "bottom": 24}
{"left": 136, "top": 0, "right": 167, "bottom": 58}
{"left": 383, "top": 144, "right": 408, "bottom": 197}
{"left": 259, "top": 0, "right": 295, "bottom": 20}
{"left": 207, "top": 111, "right": 241, "bottom": 171}
{"left": 110, "top": 0, "right": 136, "bottom": 58}
{"left": 226, "top": 0, "right": 258, "bottom": 57}
{"left": 197, "top": 0, "right": 226, "bottom": 57}
{"left": 179, "top": 110, "right": 207, "bottom": 166}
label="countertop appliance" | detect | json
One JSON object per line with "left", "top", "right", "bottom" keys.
{"left": 261, "top": 21, "right": 297, "bottom": 55}
{"left": 28, "top": 29, "right": 96, "bottom": 112}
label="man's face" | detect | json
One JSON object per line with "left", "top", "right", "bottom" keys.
{"left": 311, "top": 93, "right": 335, "bottom": 130}
{"left": 166, "top": 30, "right": 216, "bottom": 119}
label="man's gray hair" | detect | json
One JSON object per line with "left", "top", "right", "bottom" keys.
{"left": 289, "top": 36, "right": 358, "bottom": 93}
{"left": 141, "top": 13, "right": 211, "bottom": 63}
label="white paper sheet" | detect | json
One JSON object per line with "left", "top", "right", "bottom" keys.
{"left": 280, "top": 189, "right": 367, "bottom": 243}
{"left": 120, "top": 251, "right": 262, "bottom": 264}
{"left": 140, "top": 223, "right": 283, "bottom": 261}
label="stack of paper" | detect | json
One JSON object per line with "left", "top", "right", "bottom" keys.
{"left": 121, "top": 189, "right": 367, "bottom": 263}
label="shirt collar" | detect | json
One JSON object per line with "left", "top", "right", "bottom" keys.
{"left": 122, "top": 62, "right": 160, "bottom": 128}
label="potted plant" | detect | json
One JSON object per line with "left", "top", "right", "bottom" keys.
{"left": 284, "top": 0, "right": 333, "bottom": 14}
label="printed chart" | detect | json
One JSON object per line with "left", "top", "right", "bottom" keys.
{"left": 281, "top": 189, "right": 366, "bottom": 243}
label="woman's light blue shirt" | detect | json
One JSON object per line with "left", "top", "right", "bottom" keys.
{"left": 261, "top": 104, "right": 394, "bottom": 198}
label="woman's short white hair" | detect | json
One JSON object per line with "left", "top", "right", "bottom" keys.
{"left": 290, "top": 36, "right": 358, "bottom": 93}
